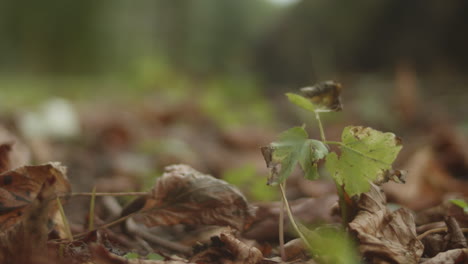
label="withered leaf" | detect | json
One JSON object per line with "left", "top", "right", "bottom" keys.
{"left": 300, "top": 80, "right": 343, "bottom": 112}
{"left": 0, "top": 163, "right": 68, "bottom": 263}
{"left": 0, "top": 162, "right": 71, "bottom": 233}
{"left": 0, "top": 127, "right": 31, "bottom": 174}
{"left": 137, "top": 165, "right": 256, "bottom": 231}
{"left": 348, "top": 184, "right": 423, "bottom": 264}
{"left": 90, "top": 243, "right": 192, "bottom": 264}
{"left": 190, "top": 230, "right": 263, "bottom": 264}
{"left": 420, "top": 248, "right": 468, "bottom": 264}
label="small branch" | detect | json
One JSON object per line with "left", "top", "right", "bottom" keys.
{"left": 72, "top": 212, "right": 138, "bottom": 239}
{"left": 315, "top": 111, "right": 326, "bottom": 142}
{"left": 69, "top": 191, "right": 148, "bottom": 197}
{"left": 126, "top": 219, "right": 192, "bottom": 255}
{"left": 279, "top": 184, "right": 312, "bottom": 250}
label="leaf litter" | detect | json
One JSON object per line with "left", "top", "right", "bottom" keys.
{"left": 0, "top": 94, "right": 466, "bottom": 264}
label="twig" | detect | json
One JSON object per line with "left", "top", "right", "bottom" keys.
{"left": 70, "top": 191, "right": 148, "bottom": 197}
{"left": 417, "top": 227, "right": 468, "bottom": 240}
{"left": 126, "top": 219, "right": 192, "bottom": 255}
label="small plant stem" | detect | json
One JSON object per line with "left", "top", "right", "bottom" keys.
{"left": 279, "top": 182, "right": 286, "bottom": 260}
{"left": 70, "top": 191, "right": 147, "bottom": 197}
{"left": 72, "top": 212, "right": 138, "bottom": 239}
{"left": 279, "top": 184, "right": 312, "bottom": 250}
{"left": 315, "top": 111, "right": 326, "bottom": 142}
{"left": 88, "top": 186, "right": 97, "bottom": 231}
{"left": 56, "top": 197, "right": 73, "bottom": 241}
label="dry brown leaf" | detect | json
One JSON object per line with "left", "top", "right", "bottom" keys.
{"left": 349, "top": 184, "right": 423, "bottom": 264}
{"left": 0, "top": 162, "right": 71, "bottom": 233}
{"left": 0, "top": 163, "right": 65, "bottom": 263}
{"left": 244, "top": 195, "right": 339, "bottom": 241}
{"left": 420, "top": 248, "right": 468, "bottom": 264}
{"left": 191, "top": 230, "right": 263, "bottom": 264}
{"left": 385, "top": 127, "right": 468, "bottom": 210}
{"left": 0, "top": 127, "right": 31, "bottom": 174}
{"left": 90, "top": 244, "right": 192, "bottom": 264}
{"left": 136, "top": 164, "right": 256, "bottom": 231}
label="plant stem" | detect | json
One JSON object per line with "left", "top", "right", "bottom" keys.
{"left": 279, "top": 182, "right": 286, "bottom": 260}
{"left": 315, "top": 111, "right": 326, "bottom": 142}
{"left": 88, "top": 186, "right": 97, "bottom": 231}
{"left": 70, "top": 191, "right": 147, "bottom": 197}
{"left": 279, "top": 184, "right": 312, "bottom": 250}
{"left": 56, "top": 197, "right": 73, "bottom": 241}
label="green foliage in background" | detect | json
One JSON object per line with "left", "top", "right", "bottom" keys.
{"left": 223, "top": 164, "right": 277, "bottom": 201}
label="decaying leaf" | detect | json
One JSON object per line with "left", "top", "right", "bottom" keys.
{"left": 90, "top": 244, "right": 191, "bottom": 264}
{"left": 0, "top": 127, "right": 31, "bottom": 174}
{"left": 420, "top": 248, "right": 468, "bottom": 264}
{"left": 136, "top": 164, "right": 256, "bottom": 231}
{"left": 385, "top": 127, "right": 468, "bottom": 210}
{"left": 299, "top": 81, "right": 343, "bottom": 112}
{"left": 0, "top": 162, "right": 71, "bottom": 233}
{"left": 326, "top": 126, "right": 402, "bottom": 196}
{"left": 191, "top": 230, "right": 263, "bottom": 264}
{"left": 0, "top": 163, "right": 69, "bottom": 263}
{"left": 261, "top": 126, "right": 328, "bottom": 185}
{"left": 349, "top": 184, "right": 423, "bottom": 264}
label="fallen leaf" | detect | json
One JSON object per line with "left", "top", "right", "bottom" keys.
{"left": 0, "top": 163, "right": 67, "bottom": 263}
{"left": 0, "top": 127, "right": 31, "bottom": 174}
{"left": 0, "top": 162, "right": 71, "bottom": 232}
{"left": 191, "top": 230, "right": 263, "bottom": 264}
{"left": 420, "top": 248, "right": 468, "bottom": 264}
{"left": 445, "top": 216, "right": 467, "bottom": 250}
{"left": 384, "top": 127, "right": 468, "bottom": 210}
{"left": 90, "top": 243, "right": 191, "bottom": 264}
{"left": 348, "top": 184, "right": 423, "bottom": 263}
{"left": 136, "top": 164, "right": 256, "bottom": 231}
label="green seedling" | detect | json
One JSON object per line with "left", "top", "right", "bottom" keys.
{"left": 262, "top": 81, "right": 403, "bottom": 260}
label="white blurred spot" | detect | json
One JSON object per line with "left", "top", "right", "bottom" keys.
{"left": 19, "top": 98, "right": 81, "bottom": 139}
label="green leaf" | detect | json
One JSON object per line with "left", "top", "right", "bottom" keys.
{"left": 265, "top": 126, "right": 328, "bottom": 184}
{"left": 450, "top": 199, "right": 468, "bottom": 213}
{"left": 325, "top": 126, "right": 402, "bottom": 196}
{"left": 124, "top": 252, "right": 139, "bottom": 259}
{"left": 147, "top": 253, "right": 164, "bottom": 260}
{"left": 306, "top": 227, "right": 360, "bottom": 264}
{"left": 286, "top": 93, "right": 316, "bottom": 112}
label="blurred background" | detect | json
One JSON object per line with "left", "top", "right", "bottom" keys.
{"left": 0, "top": 0, "right": 467, "bottom": 214}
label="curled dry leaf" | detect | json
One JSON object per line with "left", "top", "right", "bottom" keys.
{"left": 191, "top": 230, "right": 263, "bottom": 264}
{"left": 137, "top": 164, "right": 256, "bottom": 231}
{"left": 420, "top": 248, "right": 468, "bottom": 264}
{"left": 349, "top": 184, "right": 423, "bottom": 264}
{"left": 0, "top": 162, "right": 69, "bottom": 263}
{"left": 299, "top": 80, "right": 343, "bottom": 112}
{"left": 0, "top": 162, "right": 71, "bottom": 233}
{"left": 90, "top": 243, "right": 192, "bottom": 264}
